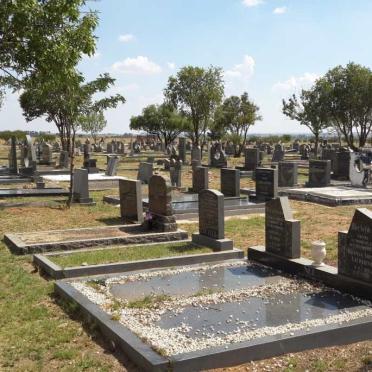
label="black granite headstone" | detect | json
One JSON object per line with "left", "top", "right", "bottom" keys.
{"left": 255, "top": 168, "right": 278, "bottom": 202}
{"left": 278, "top": 162, "right": 298, "bottom": 187}
{"left": 220, "top": 168, "right": 240, "bottom": 197}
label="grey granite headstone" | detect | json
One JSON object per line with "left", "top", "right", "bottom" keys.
{"left": 210, "top": 143, "right": 227, "bottom": 168}
{"left": 278, "top": 162, "right": 298, "bottom": 187}
{"left": 221, "top": 168, "right": 240, "bottom": 197}
{"left": 338, "top": 208, "right": 372, "bottom": 283}
{"left": 178, "top": 137, "right": 186, "bottom": 163}
{"left": 244, "top": 148, "right": 260, "bottom": 171}
{"left": 119, "top": 179, "right": 143, "bottom": 223}
{"left": 307, "top": 160, "right": 331, "bottom": 187}
{"left": 191, "top": 146, "right": 202, "bottom": 170}
{"left": 192, "top": 166, "right": 209, "bottom": 193}
{"left": 265, "top": 197, "right": 301, "bottom": 259}
{"left": 73, "top": 168, "right": 93, "bottom": 204}
{"left": 148, "top": 175, "right": 177, "bottom": 232}
{"left": 255, "top": 168, "right": 278, "bottom": 202}
{"left": 192, "top": 189, "right": 233, "bottom": 250}
{"left": 137, "top": 162, "right": 153, "bottom": 184}
{"left": 105, "top": 156, "right": 119, "bottom": 176}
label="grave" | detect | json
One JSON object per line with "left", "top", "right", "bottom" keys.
{"left": 278, "top": 161, "right": 298, "bottom": 187}
{"left": 55, "top": 259, "right": 372, "bottom": 371}
{"left": 306, "top": 160, "right": 331, "bottom": 187}
{"left": 8, "top": 136, "right": 18, "bottom": 175}
{"left": 191, "top": 166, "right": 209, "bottom": 193}
{"left": 72, "top": 169, "right": 94, "bottom": 205}
{"left": 137, "top": 162, "right": 153, "bottom": 184}
{"left": 220, "top": 168, "right": 240, "bottom": 197}
{"left": 192, "top": 189, "right": 233, "bottom": 250}
{"left": 0, "top": 188, "right": 69, "bottom": 198}
{"left": 271, "top": 145, "right": 285, "bottom": 162}
{"left": 237, "top": 148, "right": 260, "bottom": 171}
{"left": 169, "top": 159, "right": 182, "bottom": 188}
{"left": 210, "top": 143, "right": 227, "bottom": 168}
{"left": 191, "top": 146, "right": 202, "bottom": 170}
{"left": 83, "top": 158, "right": 99, "bottom": 174}
{"left": 253, "top": 167, "right": 278, "bottom": 202}
{"left": 105, "top": 156, "right": 119, "bottom": 176}
{"left": 119, "top": 179, "right": 144, "bottom": 223}
{"left": 58, "top": 151, "right": 70, "bottom": 169}
{"left": 332, "top": 151, "right": 350, "bottom": 180}
{"left": 178, "top": 137, "right": 187, "bottom": 163}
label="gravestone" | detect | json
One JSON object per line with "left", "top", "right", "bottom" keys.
{"left": 210, "top": 143, "right": 227, "bottom": 168}
{"left": 332, "top": 151, "right": 350, "bottom": 180}
{"left": 169, "top": 159, "right": 182, "bottom": 188}
{"left": 220, "top": 168, "right": 240, "bottom": 197}
{"left": 148, "top": 175, "right": 177, "bottom": 232}
{"left": 272, "top": 145, "right": 285, "bottom": 162}
{"left": 137, "top": 162, "right": 153, "bottom": 184}
{"left": 59, "top": 151, "right": 70, "bottom": 168}
{"left": 278, "top": 162, "right": 298, "bottom": 187}
{"left": 338, "top": 208, "right": 372, "bottom": 284}
{"left": 178, "top": 137, "right": 186, "bottom": 163}
{"left": 191, "top": 146, "right": 202, "bottom": 170}
{"left": 255, "top": 168, "right": 278, "bottom": 202}
{"left": 192, "top": 166, "right": 208, "bottom": 193}
{"left": 307, "top": 160, "right": 331, "bottom": 187}
{"left": 83, "top": 158, "right": 99, "bottom": 174}
{"left": 105, "top": 156, "right": 119, "bottom": 176}
{"left": 73, "top": 168, "right": 93, "bottom": 204}
{"left": 192, "top": 189, "right": 233, "bottom": 250}
{"left": 40, "top": 143, "right": 53, "bottom": 165}
{"left": 119, "top": 179, "right": 143, "bottom": 223}
{"left": 265, "top": 197, "right": 301, "bottom": 259}
{"left": 107, "top": 142, "right": 113, "bottom": 154}
{"left": 8, "top": 136, "right": 18, "bottom": 175}
{"left": 243, "top": 148, "right": 260, "bottom": 171}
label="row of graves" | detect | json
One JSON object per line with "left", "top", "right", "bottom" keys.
{"left": 4, "top": 167, "right": 371, "bottom": 371}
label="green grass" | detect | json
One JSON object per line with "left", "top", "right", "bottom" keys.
{"left": 127, "top": 294, "right": 172, "bottom": 309}
{"left": 51, "top": 242, "right": 213, "bottom": 268}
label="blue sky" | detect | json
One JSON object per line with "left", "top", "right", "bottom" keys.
{"left": 2, "top": 0, "right": 372, "bottom": 134}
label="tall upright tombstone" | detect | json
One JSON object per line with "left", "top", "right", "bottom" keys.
{"left": 220, "top": 168, "right": 240, "bottom": 197}
{"left": 244, "top": 148, "right": 260, "bottom": 171}
{"left": 119, "top": 179, "right": 143, "bottom": 223}
{"left": 307, "top": 160, "right": 331, "bottom": 187}
{"left": 73, "top": 168, "right": 93, "bottom": 204}
{"left": 338, "top": 208, "right": 372, "bottom": 284}
{"left": 265, "top": 197, "right": 301, "bottom": 259}
{"left": 255, "top": 167, "right": 278, "bottom": 202}
{"left": 278, "top": 161, "right": 298, "bottom": 187}
{"left": 178, "top": 137, "right": 186, "bottom": 163}
{"left": 148, "top": 175, "right": 177, "bottom": 232}
{"left": 192, "top": 166, "right": 208, "bottom": 193}
{"left": 191, "top": 146, "right": 202, "bottom": 170}
{"left": 192, "top": 189, "right": 233, "bottom": 250}
{"left": 137, "top": 162, "right": 153, "bottom": 184}
{"left": 8, "top": 136, "right": 18, "bottom": 175}
{"left": 105, "top": 156, "right": 119, "bottom": 176}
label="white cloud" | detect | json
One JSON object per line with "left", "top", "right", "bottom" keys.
{"left": 225, "top": 55, "right": 255, "bottom": 79}
{"left": 167, "top": 62, "right": 176, "bottom": 70}
{"left": 118, "top": 34, "right": 135, "bottom": 43}
{"left": 272, "top": 72, "right": 319, "bottom": 92}
{"left": 242, "top": 0, "right": 264, "bottom": 7}
{"left": 273, "top": 6, "right": 287, "bottom": 14}
{"left": 112, "top": 56, "right": 162, "bottom": 75}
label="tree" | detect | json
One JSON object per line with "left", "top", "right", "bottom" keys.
{"left": 0, "top": 0, "right": 97, "bottom": 107}
{"left": 79, "top": 111, "right": 107, "bottom": 143}
{"left": 316, "top": 63, "right": 372, "bottom": 150}
{"left": 214, "top": 93, "right": 261, "bottom": 156}
{"left": 20, "top": 71, "right": 125, "bottom": 205}
{"left": 164, "top": 66, "right": 224, "bottom": 145}
{"left": 282, "top": 83, "right": 330, "bottom": 156}
{"left": 130, "top": 103, "right": 189, "bottom": 148}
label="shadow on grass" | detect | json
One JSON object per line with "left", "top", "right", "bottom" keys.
{"left": 96, "top": 217, "right": 125, "bottom": 226}
{"left": 52, "top": 291, "right": 141, "bottom": 372}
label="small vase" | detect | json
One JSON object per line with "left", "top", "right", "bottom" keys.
{"left": 311, "top": 240, "right": 326, "bottom": 266}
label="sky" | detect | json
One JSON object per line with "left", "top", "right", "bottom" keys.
{"left": 2, "top": 0, "right": 372, "bottom": 134}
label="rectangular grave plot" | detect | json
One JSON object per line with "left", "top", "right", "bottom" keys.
{"left": 56, "top": 262, "right": 372, "bottom": 371}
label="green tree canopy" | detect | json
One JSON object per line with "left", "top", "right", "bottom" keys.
{"left": 164, "top": 66, "right": 224, "bottom": 145}
{"left": 78, "top": 111, "right": 107, "bottom": 143}
{"left": 130, "top": 103, "right": 189, "bottom": 147}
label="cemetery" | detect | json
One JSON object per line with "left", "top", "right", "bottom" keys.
{"left": 0, "top": 2, "right": 372, "bottom": 371}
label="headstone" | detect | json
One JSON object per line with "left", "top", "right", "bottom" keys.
{"left": 220, "top": 168, "right": 240, "bottom": 197}
{"left": 83, "top": 158, "right": 99, "bottom": 174}
{"left": 169, "top": 159, "right": 182, "bottom": 188}
{"left": 244, "top": 148, "right": 260, "bottom": 171}
{"left": 278, "top": 162, "right": 298, "bottom": 187}
{"left": 137, "top": 162, "right": 153, "bottom": 184}
{"left": 332, "top": 151, "right": 350, "bottom": 180}
{"left": 119, "top": 179, "right": 143, "bottom": 223}
{"left": 307, "top": 160, "right": 331, "bottom": 187}
{"left": 148, "top": 175, "right": 177, "bottom": 232}
{"left": 178, "top": 137, "right": 186, "bottom": 163}
{"left": 349, "top": 152, "right": 371, "bottom": 188}
{"left": 265, "top": 197, "right": 301, "bottom": 259}
{"left": 40, "top": 143, "right": 53, "bottom": 165}
{"left": 59, "top": 151, "right": 70, "bottom": 168}
{"left": 338, "top": 208, "right": 372, "bottom": 283}
{"left": 8, "top": 136, "right": 18, "bottom": 174}
{"left": 73, "top": 168, "right": 93, "bottom": 204}
{"left": 210, "top": 143, "right": 227, "bottom": 168}
{"left": 191, "top": 146, "right": 202, "bottom": 170}
{"left": 192, "top": 166, "right": 208, "bottom": 193}
{"left": 272, "top": 145, "right": 285, "bottom": 162}
{"left": 107, "top": 142, "right": 113, "bottom": 154}
{"left": 255, "top": 168, "right": 278, "bottom": 202}
{"left": 192, "top": 189, "right": 233, "bottom": 250}
{"left": 105, "top": 156, "right": 119, "bottom": 176}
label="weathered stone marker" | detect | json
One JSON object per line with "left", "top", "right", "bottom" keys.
{"left": 148, "top": 175, "right": 177, "bottom": 232}
{"left": 178, "top": 137, "right": 186, "bottom": 163}
{"left": 119, "top": 179, "right": 143, "bottom": 223}
{"left": 220, "top": 168, "right": 240, "bottom": 197}
{"left": 105, "top": 156, "right": 119, "bottom": 176}
{"left": 307, "top": 160, "right": 331, "bottom": 187}
{"left": 192, "top": 189, "right": 233, "bottom": 250}
{"left": 338, "top": 208, "right": 372, "bottom": 283}
{"left": 137, "top": 162, "right": 153, "bottom": 184}
{"left": 278, "top": 161, "right": 298, "bottom": 187}
{"left": 265, "top": 197, "right": 301, "bottom": 259}
{"left": 191, "top": 146, "right": 202, "bottom": 170}
{"left": 8, "top": 136, "right": 18, "bottom": 174}
{"left": 73, "top": 168, "right": 93, "bottom": 204}
{"left": 255, "top": 167, "right": 278, "bottom": 202}
{"left": 192, "top": 166, "right": 208, "bottom": 193}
